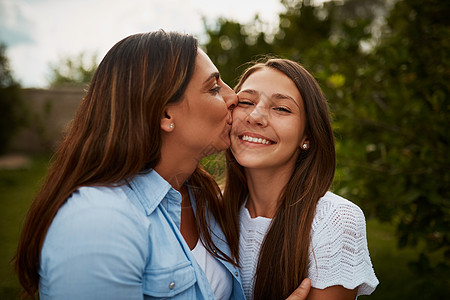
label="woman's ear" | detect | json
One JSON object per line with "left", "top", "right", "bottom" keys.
{"left": 161, "top": 110, "right": 175, "bottom": 133}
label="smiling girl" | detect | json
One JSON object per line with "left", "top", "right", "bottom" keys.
{"left": 224, "top": 58, "right": 379, "bottom": 300}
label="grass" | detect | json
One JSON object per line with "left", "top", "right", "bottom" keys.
{"left": 0, "top": 155, "right": 50, "bottom": 299}
{"left": 361, "top": 219, "right": 450, "bottom": 299}
{"left": 1, "top": 155, "right": 448, "bottom": 299}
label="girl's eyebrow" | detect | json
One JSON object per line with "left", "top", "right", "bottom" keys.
{"left": 272, "top": 92, "right": 294, "bottom": 101}
{"left": 239, "top": 89, "right": 300, "bottom": 108}
{"left": 238, "top": 89, "right": 258, "bottom": 95}
{"left": 272, "top": 93, "right": 300, "bottom": 108}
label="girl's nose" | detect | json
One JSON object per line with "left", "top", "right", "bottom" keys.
{"left": 246, "top": 106, "right": 268, "bottom": 127}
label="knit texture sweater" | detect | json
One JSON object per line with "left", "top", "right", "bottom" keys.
{"left": 239, "top": 191, "right": 379, "bottom": 299}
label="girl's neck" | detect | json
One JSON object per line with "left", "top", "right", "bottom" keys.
{"left": 245, "top": 167, "right": 293, "bottom": 218}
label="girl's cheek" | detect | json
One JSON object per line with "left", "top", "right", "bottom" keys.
{"left": 233, "top": 107, "right": 246, "bottom": 118}
{"left": 231, "top": 112, "right": 242, "bottom": 125}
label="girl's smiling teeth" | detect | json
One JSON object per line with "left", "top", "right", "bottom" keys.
{"left": 239, "top": 134, "right": 275, "bottom": 145}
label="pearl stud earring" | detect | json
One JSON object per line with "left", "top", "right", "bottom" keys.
{"left": 302, "top": 144, "right": 308, "bottom": 149}
{"left": 169, "top": 123, "right": 174, "bottom": 129}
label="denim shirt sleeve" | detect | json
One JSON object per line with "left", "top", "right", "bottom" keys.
{"left": 39, "top": 186, "right": 149, "bottom": 300}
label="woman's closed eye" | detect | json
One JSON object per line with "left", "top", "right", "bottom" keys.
{"left": 210, "top": 85, "right": 222, "bottom": 94}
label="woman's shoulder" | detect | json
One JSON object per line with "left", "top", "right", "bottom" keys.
{"left": 67, "top": 184, "right": 135, "bottom": 209}
{"left": 43, "top": 185, "right": 149, "bottom": 261}
{"left": 40, "top": 185, "right": 151, "bottom": 296}
{"left": 52, "top": 185, "right": 147, "bottom": 231}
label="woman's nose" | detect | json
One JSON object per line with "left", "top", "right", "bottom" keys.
{"left": 222, "top": 84, "right": 238, "bottom": 110}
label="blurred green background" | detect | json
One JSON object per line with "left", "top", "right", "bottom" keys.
{"left": 1, "top": 0, "right": 449, "bottom": 299}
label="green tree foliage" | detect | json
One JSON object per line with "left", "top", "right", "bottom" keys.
{"left": 48, "top": 52, "right": 98, "bottom": 87}
{"left": 203, "top": 16, "right": 274, "bottom": 86}
{"left": 339, "top": 0, "right": 450, "bottom": 273}
{"left": 0, "top": 43, "right": 25, "bottom": 154}
{"left": 203, "top": 0, "right": 450, "bottom": 276}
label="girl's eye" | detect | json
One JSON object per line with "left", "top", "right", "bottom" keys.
{"left": 210, "top": 85, "right": 222, "bottom": 94}
{"left": 238, "top": 100, "right": 254, "bottom": 106}
{"left": 274, "top": 107, "right": 291, "bottom": 113}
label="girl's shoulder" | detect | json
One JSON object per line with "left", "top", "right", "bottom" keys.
{"left": 314, "top": 191, "right": 365, "bottom": 222}
{"left": 308, "top": 192, "right": 379, "bottom": 295}
{"left": 312, "top": 191, "right": 366, "bottom": 235}
{"left": 317, "top": 191, "right": 362, "bottom": 211}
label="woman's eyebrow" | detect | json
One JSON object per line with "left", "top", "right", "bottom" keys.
{"left": 203, "top": 72, "right": 220, "bottom": 85}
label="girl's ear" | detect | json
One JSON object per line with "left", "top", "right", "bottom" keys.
{"left": 300, "top": 137, "right": 310, "bottom": 150}
{"left": 161, "top": 109, "right": 175, "bottom": 133}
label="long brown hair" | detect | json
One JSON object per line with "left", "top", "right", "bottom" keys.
{"left": 224, "top": 58, "right": 335, "bottom": 299}
{"left": 14, "top": 30, "right": 236, "bottom": 299}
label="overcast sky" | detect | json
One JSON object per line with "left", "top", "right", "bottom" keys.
{"left": 0, "top": 0, "right": 284, "bottom": 88}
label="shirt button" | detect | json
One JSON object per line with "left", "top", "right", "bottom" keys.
{"left": 169, "top": 281, "right": 175, "bottom": 290}
{"left": 235, "top": 271, "right": 239, "bottom": 276}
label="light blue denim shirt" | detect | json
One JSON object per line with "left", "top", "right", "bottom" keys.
{"left": 39, "top": 169, "right": 244, "bottom": 299}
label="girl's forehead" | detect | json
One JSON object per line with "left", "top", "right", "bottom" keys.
{"left": 239, "top": 69, "right": 302, "bottom": 105}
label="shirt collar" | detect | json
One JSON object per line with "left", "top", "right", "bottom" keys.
{"left": 128, "top": 169, "right": 182, "bottom": 216}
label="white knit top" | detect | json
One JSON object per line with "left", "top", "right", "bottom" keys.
{"left": 239, "top": 191, "right": 379, "bottom": 299}
{"left": 191, "top": 239, "right": 232, "bottom": 300}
